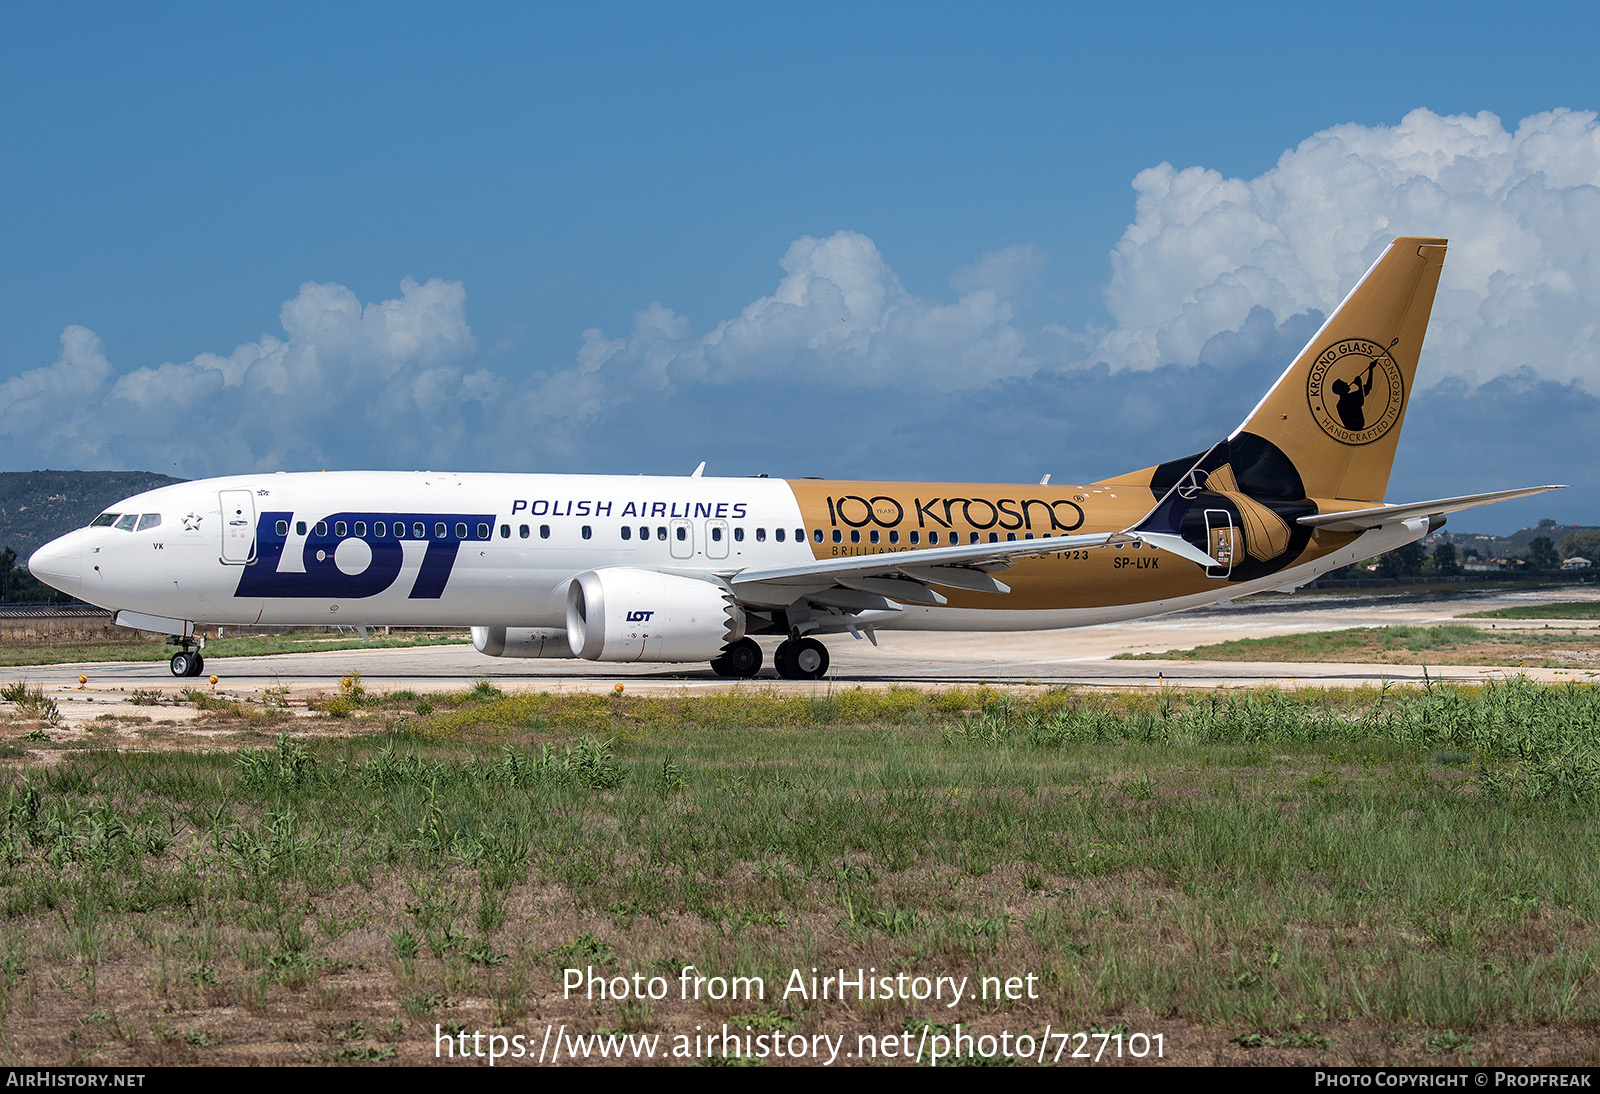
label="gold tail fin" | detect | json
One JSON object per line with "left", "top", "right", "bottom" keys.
{"left": 1236, "top": 237, "right": 1447, "bottom": 503}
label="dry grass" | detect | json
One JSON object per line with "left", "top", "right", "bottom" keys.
{"left": 0, "top": 682, "right": 1596, "bottom": 1066}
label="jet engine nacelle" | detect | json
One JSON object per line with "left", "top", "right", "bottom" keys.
{"left": 471, "top": 626, "right": 575, "bottom": 658}
{"left": 566, "top": 568, "right": 745, "bottom": 662}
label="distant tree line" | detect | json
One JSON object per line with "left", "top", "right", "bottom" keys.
{"left": 0, "top": 546, "right": 77, "bottom": 604}
{"left": 1331, "top": 529, "right": 1592, "bottom": 581}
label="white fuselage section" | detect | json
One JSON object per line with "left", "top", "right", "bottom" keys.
{"left": 35, "top": 472, "right": 817, "bottom": 629}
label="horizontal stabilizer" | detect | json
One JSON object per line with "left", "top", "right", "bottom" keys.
{"left": 1298, "top": 485, "right": 1566, "bottom": 532}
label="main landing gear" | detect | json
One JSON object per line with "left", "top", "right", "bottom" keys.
{"left": 168, "top": 640, "right": 205, "bottom": 678}
{"left": 710, "top": 637, "right": 763, "bottom": 678}
{"left": 707, "top": 636, "right": 831, "bottom": 680}
{"left": 773, "top": 637, "right": 829, "bottom": 681}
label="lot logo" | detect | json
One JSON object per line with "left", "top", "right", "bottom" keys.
{"left": 625, "top": 610, "right": 655, "bottom": 622}
{"left": 234, "top": 511, "right": 493, "bottom": 600}
{"left": 1306, "top": 338, "right": 1404, "bottom": 446}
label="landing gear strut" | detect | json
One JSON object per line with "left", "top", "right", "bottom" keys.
{"left": 710, "top": 637, "right": 763, "bottom": 678}
{"left": 773, "top": 637, "right": 829, "bottom": 680}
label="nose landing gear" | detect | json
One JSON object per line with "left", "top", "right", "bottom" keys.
{"left": 167, "top": 639, "right": 205, "bottom": 678}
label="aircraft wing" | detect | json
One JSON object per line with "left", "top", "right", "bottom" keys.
{"left": 1297, "top": 485, "right": 1566, "bottom": 533}
{"left": 726, "top": 527, "right": 1217, "bottom": 609}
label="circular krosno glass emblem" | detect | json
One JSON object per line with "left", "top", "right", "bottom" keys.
{"left": 1306, "top": 338, "right": 1404, "bottom": 445}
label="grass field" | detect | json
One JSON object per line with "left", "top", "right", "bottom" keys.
{"left": 0, "top": 680, "right": 1597, "bottom": 1065}
{"left": 1461, "top": 603, "right": 1600, "bottom": 621}
{"left": 1116, "top": 623, "right": 1600, "bottom": 668}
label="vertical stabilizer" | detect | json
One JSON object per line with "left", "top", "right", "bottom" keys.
{"left": 1235, "top": 237, "right": 1446, "bottom": 503}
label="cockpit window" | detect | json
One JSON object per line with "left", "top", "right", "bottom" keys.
{"left": 114, "top": 514, "right": 138, "bottom": 531}
{"left": 137, "top": 514, "right": 161, "bottom": 531}
{"left": 90, "top": 513, "right": 118, "bottom": 528}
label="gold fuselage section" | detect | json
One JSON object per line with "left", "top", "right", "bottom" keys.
{"left": 784, "top": 477, "right": 1359, "bottom": 610}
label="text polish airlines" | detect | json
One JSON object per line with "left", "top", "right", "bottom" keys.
{"left": 29, "top": 238, "right": 1560, "bottom": 679}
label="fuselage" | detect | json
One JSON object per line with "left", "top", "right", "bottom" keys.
{"left": 28, "top": 469, "right": 1415, "bottom": 634}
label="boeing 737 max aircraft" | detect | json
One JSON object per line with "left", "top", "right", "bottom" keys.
{"left": 28, "top": 238, "right": 1560, "bottom": 678}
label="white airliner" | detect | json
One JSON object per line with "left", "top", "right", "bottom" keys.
{"left": 29, "top": 238, "right": 1559, "bottom": 679}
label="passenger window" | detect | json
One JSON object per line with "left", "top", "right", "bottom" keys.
{"left": 850, "top": 530, "right": 861, "bottom": 544}
{"left": 314, "top": 521, "right": 327, "bottom": 537}
{"left": 413, "top": 522, "right": 425, "bottom": 538}
{"left": 733, "top": 527, "right": 743, "bottom": 542}
{"left": 297, "top": 521, "right": 307, "bottom": 536}
{"left": 989, "top": 533, "right": 999, "bottom": 543}
{"left": 138, "top": 514, "right": 161, "bottom": 531}
{"left": 970, "top": 532, "right": 980, "bottom": 544}
{"left": 712, "top": 527, "right": 723, "bottom": 542}
{"left": 519, "top": 525, "right": 530, "bottom": 539}
{"left": 581, "top": 525, "right": 592, "bottom": 539}
{"left": 90, "top": 513, "right": 118, "bottom": 528}
{"left": 639, "top": 526, "right": 649, "bottom": 540}
{"left": 657, "top": 527, "right": 667, "bottom": 540}
{"left": 477, "top": 523, "right": 489, "bottom": 539}
{"left": 499, "top": 524, "right": 509, "bottom": 538}
{"left": 435, "top": 522, "right": 447, "bottom": 538}
{"left": 795, "top": 529, "right": 803, "bottom": 542}
{"left": 869, "top": 530, "right": 880, "bottom": 544}
{"left": 889, "top": 530, "right": 899, "bottom": 544}
{"left": 275, "top": 520, "right": 288, "bottom": 536}
{"left": 813, "top": 529, "right": 823, "bottom": 543}
{"left": 756, "top": 528, "right": 766, "bottom": 542}
{"left": 355, "top": 521, "right": 367, "bottom": 537}
{"left": 376, "top": 522, "right": 387, "bottom": 537}
{"left": 621, "top": 526, "right": 632, "bottom": 541}
{"left": 540, "top": 525, "right": 550, "bottom": 539}
{"left": 455, "top": 522, "right": 467, "bottom": 539}
{"left": 775, "top": 528, "right": 785, "bottom": 542}
{"left": 930, "top": 532, "right": 939, "bottom": 545}
{"left": 910, "top": 531, "right": 920, "bottom": 545}
{"left": 676, "top": 526, "right": 686, "bottom": 541}
{"left": 832, "top": 530, "right": 842, "bottom": 543}
{"left": 335, "top": 521, "right": 348, "bottom": 537}
{"left": 1007, "top": 532, "right": 1017, "bottom": 541}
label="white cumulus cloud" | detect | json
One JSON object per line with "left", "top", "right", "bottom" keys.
{"left": 8, "top": 107, "right": 1597, "bottom": 508}
{"left": 1100, "top": 107, "right": 1600, "bottom": 386}
{"left": 0, "top": 278, "right": 486, "bottom": 475}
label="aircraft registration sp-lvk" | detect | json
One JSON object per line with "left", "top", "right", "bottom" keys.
{"left": 29, "top": 237, "right": 1561, "bottom": 679}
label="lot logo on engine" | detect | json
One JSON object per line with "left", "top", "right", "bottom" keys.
{"left": 625, "top": 610, "right": 655, "bottom": 622}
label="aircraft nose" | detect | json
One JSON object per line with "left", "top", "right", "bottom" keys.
{"left": 28, "top": 532, "right": 83, "bottom": 598}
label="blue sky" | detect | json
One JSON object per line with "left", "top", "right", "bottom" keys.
{"left": 3, "top": 2, "right": 1597, "bottom": 532}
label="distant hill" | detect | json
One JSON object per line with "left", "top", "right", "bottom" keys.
{"left": 0, "top": 471, "right": 185, "bottom": 559}
{"left": 1436, "top": 520, "right": 1600, "bottom": 561}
